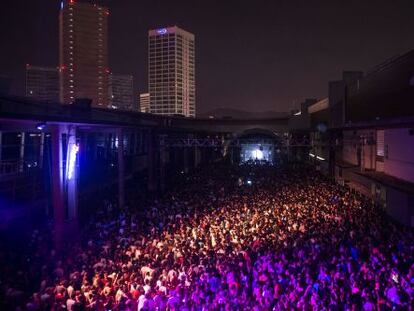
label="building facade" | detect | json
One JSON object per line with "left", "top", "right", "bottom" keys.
{"left": 26, "top": 65, "right": 60, "bottom": 102}
{"left": 148, "top": 26, "right": 195, "bottom": 117}
{"left": 306, "top": 50, "right": 414, "bottom": 227}
{"left": 139, "top": 93, "right": 150, "bottom": 113}
{"left": 59, "top": 0, "right": 109, "bottom": 107}
{"left": 109, "top": 74, "right": 134, "bottom": 110}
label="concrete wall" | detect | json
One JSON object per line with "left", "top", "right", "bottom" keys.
{"left": 384, "top": 128, "right": 414, "bottom": 183}
{"left": 342, "top": 130, "right": 359, "bottom": 165}
{"left": 386, "top": 187, "right": 414, "bottom": 227}
{"left": 341, "top": 129, "right": 377, "bottom": 171}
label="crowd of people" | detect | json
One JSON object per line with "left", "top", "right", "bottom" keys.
{"left": 1, "top": 163, "right": 413, "bottom": 310}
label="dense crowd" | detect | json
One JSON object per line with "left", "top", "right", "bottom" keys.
{"left": 1, "top": 163, "right": 413, "bottom": 310}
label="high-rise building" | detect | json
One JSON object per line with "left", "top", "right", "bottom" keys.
{"left": 109, "top": 74, "right": 134, "bottom": 110}
{"left": 148, "top": 26, "right": 195, "bottom": 117}
{"left": 59, "top": 0, "right": 109, "bottom": 107}
{"left": 139, "top": 93, "right": 150, "bottom": 113}
{"left": 26, "top": 65, "right": 60, "bottom": 102}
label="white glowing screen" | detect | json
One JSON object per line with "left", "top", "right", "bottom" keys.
{"left": 251, "top": 149, "right": 263, "bottom": 160}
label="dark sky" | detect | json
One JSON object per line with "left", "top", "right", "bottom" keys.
{"left": 1, "top": 0, "right": 414, "bottom": 114}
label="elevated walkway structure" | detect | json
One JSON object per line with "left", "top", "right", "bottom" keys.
{"left": 0, "top": 95, "right": 312, "bottom": 242}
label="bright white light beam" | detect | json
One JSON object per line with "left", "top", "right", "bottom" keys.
{"left": 67, "top": 144, "right": 79, "bottom": 180}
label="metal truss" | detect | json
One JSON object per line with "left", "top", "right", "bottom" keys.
{"left": 160, "top": 137, "right": 223, "bottom": 148}
{"left": 159, "top": 137, "right": 318, "bottom": 148}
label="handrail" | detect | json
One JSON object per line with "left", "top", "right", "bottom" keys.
{"left": 0, "top": 160, "right": 41, "bottom": 176}
{"left": 0, "top": 160, "right": 20, "bottom": 175}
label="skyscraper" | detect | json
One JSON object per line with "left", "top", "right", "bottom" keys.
{"left": 59, "top": 0, "right": 109, "bottom": 107}
{"left": 109, "top": 74, "right": 134, "bottom": 110}
{"left": 148, "top": 26, "right": 195, "bottom": 117}
{"left": 139, "top": 93, "right": 150, "bottom": 113}
{"left": 26, "top": 65, "right": 60, "bottom": 102}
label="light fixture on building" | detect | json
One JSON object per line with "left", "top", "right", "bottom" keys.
{"left": 36, "top": 123, "right": 47, "bottom": 131}
{"left": 67, "top": 144, "right": 79, "bottom": 180}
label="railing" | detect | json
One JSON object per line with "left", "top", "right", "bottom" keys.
{"left": 0, "top": 160, "right": 41, "bottom": 177}
{"left": 0, "top": 161, "right": 21, "bottom": 176}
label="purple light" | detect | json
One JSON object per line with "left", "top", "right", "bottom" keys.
{"left": 67, "top": 144, "right": 79, "bottom": 180}
{"left": 157, "top": 28, "right": 168, "bottom": 35}
{"left": 60, "top": 1, "right": 64, "bottom": 9}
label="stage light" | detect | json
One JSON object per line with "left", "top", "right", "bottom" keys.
{"left": 36, "top": 123, "right": 46, "bottom": 131}
{"left": 251, "top": 149, "right": 263, "bottom": 160}
{"left": 67, "top": 144, "right": 79, "bottom": 180}
{"left": 247, "top": 180, "right": 252, "bottom": 185}
{"left": 309, "top": 153, "right": 315, "bottom": 158}
{"left": 316, "top": 156, "right": 325, "bottom": 161}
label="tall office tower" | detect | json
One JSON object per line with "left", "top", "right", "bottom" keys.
{"left": 25, "top": 65, "right": 60, "bottom": 102}
{"left": 109, "top": 74, "right": 134, "bottom": 110}
{"left": 59, "top": 0, "right": 109, "bottom": 107}
{"left": 139, "top": 93, "right": 150, "bottom": 113}
{"left": 148, "top": 26, "right": 195, "bottom": 117}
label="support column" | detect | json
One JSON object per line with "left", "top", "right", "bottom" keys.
{"left": 147, "top": 131, "right": 157, "bottom": 192}
{"left": 117, "top": 128, "right": 125, "bottom": 208}
{"left": 194, "top": 146, "right": 201, "bottom": 168}
{"left": 159, "top": 146, "right": 166, "bottom": 192}
{"left": 183, "top": 148, "right": 189, "bottom": 173}
{"left": 66, "top": 126, "right": 78, "bottom": 221}
{"left": 51, "top": 125, "right": 65, "bottom": 247}
{"left": 134, "top": 131, "right": 139, "bottom": 155}
{"left": 19, "top": 132, "right": 25, "bottom": 172}
{"left": 51, "top": 125, "right": 80, "bottom": 247}
{"left": 286, "top": 135, "right": 291, "bottom": 163}
{"left": 39, "top": 132, "right": 45, "bottom": 169}
{"left": 0, "top": 131, "right": 2, "bottom": 162}
{"left": 360, "top": 136, "right": 365, "bottom": 172}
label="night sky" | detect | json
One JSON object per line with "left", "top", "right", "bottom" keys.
{"left": 1, "top": 0, "right": 414, "bottom": 114}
